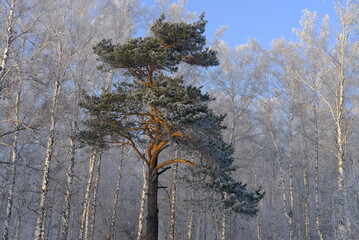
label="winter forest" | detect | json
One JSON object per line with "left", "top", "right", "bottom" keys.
{"left": 0, "top": 0, "right": 358, "bottom": 239}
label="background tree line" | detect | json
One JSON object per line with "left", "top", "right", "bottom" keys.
{"left": 0, "top": 0, "right": 358, "bottom": 239}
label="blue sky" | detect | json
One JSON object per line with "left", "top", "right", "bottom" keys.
{"left": 142, "top": 0, "right": 339, "bottom": 48}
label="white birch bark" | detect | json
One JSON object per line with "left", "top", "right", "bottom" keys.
{"left": 269, "top": 125, "right": 291, "bottom": 240}
{"left": 220, "top": 212, "right": 226, "bottom": 240}
{"left": 12, "top": 212, "right": 21, "bottom": 240}
{"left": 0, "top": 0, "right": 15, "bottom": 82}
{"left": 187, "top": 210, "right": 193, "bottom": 240}
{"left": 61, "top": 90, "right": 79, "bottom": 240}
{"left": 2, "top": 80, "right": 21, "bottom": 240}
{"left": 108, "top": 155, "right": 124, "bottom": 240}
{"left": 33, "top": 79, "right": 61, "bottom": 240}
{"left": 89, "top": 155, "right": 101, "bottom": 240}
{"left": 270, "top": 170, "right": 276, "bottom": 240}
{"left": 78, "top": 149, "right": 98, "bottom": 240}
{"left": 136, "top": 162, "right": 148, "bottom": 240}
{"left": 169, "top": 163, "right": 178, "bottom": 240}
{"left": 313, "top": 104, "right": 324, "bottom": 240}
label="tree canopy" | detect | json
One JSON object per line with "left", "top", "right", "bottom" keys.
{"left": 79, "top": 14, "right": 263, "bottom": 240}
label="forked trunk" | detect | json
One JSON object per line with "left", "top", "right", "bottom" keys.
{"left": 78, "top": 149, "right": 98, "bottom": 240}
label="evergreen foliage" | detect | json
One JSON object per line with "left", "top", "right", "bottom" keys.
{"left": 79, "top": 14, "right": 263, "bottom": 238}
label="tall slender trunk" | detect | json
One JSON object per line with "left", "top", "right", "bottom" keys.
{"left": 286, "top": 77, "right": 295, "bottom": 239}
{"left": 187, "top": 210, "right": 193, "bottom": 240}
{"left": 220, "top": 213, "right": 226, "bottom": 240}
{"left": 34, "top": 79, "right": 61, "bottom": 240}
{"left": 169, "top": 163, "right": 178, "bottom": 240}
{"left": 2, "top": 80, "right": 21, "bottom": 240}
{"left": 300, "top": 129, "right": 310, "bottom": 240}
{"left": 255, "top": 172, "right": 262, "bottom": 240}
{"left": 271, "top": 169, "right": 276, "bottom": 239}
{"left": 61, "top": 134, "right": 76, "bottom": 240}
{"left": 146, "top": 162, "right": 159, "bottom": 240}
{"left": 335, "top": 44, "right": 347, "bottom": 240}
{"left": 12, "top": 211, "right": 21, "bottom": 240}
{"left": 78, "top": 149, "right": 98, "bottom": 240}
{"left": 136, "top": 162, "right": 147, "bottom": 240}
{"left": 61, "top": 73, "right": 80, "bottom": 240}
{"left": 270, "top": 129, "right": 291, "bottom": 240}
{"left": 288, "top": 122, "right": 294, "bottom": 240}
{"left": 108, "top": 155, "right": 124, "bottom": 240}
{"left": 0, "top": 0, "right": 15, "bottom": 82}
{"left": 89, "top": 156, "right": 101, "bottom": 240}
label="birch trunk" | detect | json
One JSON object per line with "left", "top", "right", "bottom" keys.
{"left": 255, "top": 172, "right": 262, "bottom": 240}
{"left": 269, "top": 128, "right": 291, "bottom": 240}
{"left": 61, "top": 70, "right": 81, "bottom": 240}
{"left": 108, "top": 156, "right": 124, "bottom": 240}
{"left": 34, "top": 79, "right": 61, "bottom": 240}
{"left": 187, "top": 210, "right": 193, "bottom": 240}
{"left": 136, "top": 162, "right": 147, "bottom": 240}
{"left": 0, "top": 0, "right": 15, "bottom": 82}
{"left": 288, "top": 98, "right": 294, "bottom": 239}
{"left": 13, "top": 212, "right": 21, "bottom": 240}
{"left": 60, "top": 134, "right": 76, "bottom": 240}
{"left": 169, "top": 163, "right": 178, "bottom": 240}
{"left": 78, "top": 149, "right": 98, "bottom": 240}
{"left": 220, "top": 213, "right": 226, "bottom": 240}
{"left": 313, "top": 103, "right": 323, "bottom": 240}
{"left": 89, "top": 155, "right": 101, "bottom": 240}
{"left": 270, "top": 168, "right": 276, "bottom": 239}
{"left": 2, "top": 80, "right": 21, "bottom": 240}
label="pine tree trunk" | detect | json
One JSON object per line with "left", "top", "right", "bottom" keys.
{"left": 136, "top": 162, "right": 147, "bottom": 240}
{"left": 146, "top": 163, "right": 159, "bottom": 240}
{"left": 108, "top": 156, "right": 124, "bottom": 240}
{"left": 89, "top": 156, "right": 101, "bottom": 240}
{"left": 78, "top": 149, "right": 98, "bottom": 240}
{"left": 2, "top": 81, "right": 21, "bottom": 240}
{"left": 169, "top": 163, "right": 178, "bottom": 240}
{"left": 0, "top": 0, "right": 15, "bottom": 82}
{"left": 34, "top": 79, "right": 61, "bottom": 240}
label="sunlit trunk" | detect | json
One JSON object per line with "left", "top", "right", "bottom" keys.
{"left": 136, "top": 162, "right": 147, "bottom": 240}
{"left": 0, "top": 0, "right": 15, "bottom": 82}
{"left": 78, "top": 149, "right": 98, "bottom": 240}
{"left": 108, "top": 155, "right": 124, "bottom": 240}
{"left": 34, "top": 79, "right": 61, "bottom": 240}
{"left": 169, "top": 163, "right": 178, "bottom": 240}
{"left": 89, "top": 156, "right": 101, "bottom": 239}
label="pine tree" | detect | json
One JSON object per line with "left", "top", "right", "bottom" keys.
{"left": 79, "top": 14, "right": 263, "bottom": 240}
